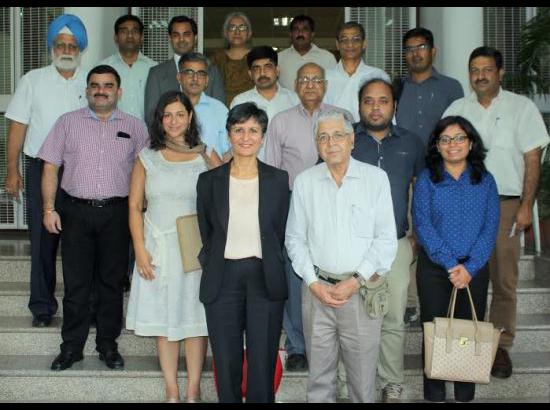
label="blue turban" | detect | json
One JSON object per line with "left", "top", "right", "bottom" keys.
{"left": 47, "top": 14, "right": 88, "bottom": 51}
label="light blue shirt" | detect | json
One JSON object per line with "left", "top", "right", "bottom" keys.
{"left": 100, "top": 52, "right": 158, "bottom": 120}
{"left": 194, "top": 93, "right": 230, "bottom": 156}
{"left": 285, "top": 157, "right": 397, "bottom": 286}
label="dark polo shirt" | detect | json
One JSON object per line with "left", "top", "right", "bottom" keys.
{"left": 396, "top": 68, "right": 464, "bottom": 145}
{"left": 352, "top": 122, "right": 425, "bottom": 239}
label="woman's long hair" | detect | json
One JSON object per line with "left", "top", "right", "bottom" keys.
{"left": 149, "top": 91, "right": 201, "bottom": 151}
{"left": 426, "top": 116, "right": 487, "bottom": 184}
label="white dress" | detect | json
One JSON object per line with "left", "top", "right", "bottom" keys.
{"left": 126, "top": 148, "right": 208, "bottom": 341}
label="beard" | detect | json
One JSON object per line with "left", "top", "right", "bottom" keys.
{"left": 364, "top": 117, "right": 392, "bottom": 132}
{"left": 51, "top": 50, "right": 81, "bottom": 71}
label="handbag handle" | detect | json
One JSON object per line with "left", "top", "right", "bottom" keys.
{"left": 445, "top": 285, "right": 483, "bottom": 355}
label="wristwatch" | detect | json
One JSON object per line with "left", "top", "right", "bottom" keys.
{"left": 352, "top": 272, "right": 367, "bottom": 287}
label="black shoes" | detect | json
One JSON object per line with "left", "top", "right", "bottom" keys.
{"left": 285, "top": 353, "right": 308, "bottom": 371}
{"left": 98, "top": 349, "right": 125, "bottom": 369}
{"left": 491, "top": 347, "right": 513, "bottom": 379}
{"left": 51, "top": 350, "right": 84, "bottom": 371}
{"left": 32, "top": 314, "right": 52, "bottom": 327}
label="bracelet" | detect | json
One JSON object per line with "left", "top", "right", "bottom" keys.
{"left": 43, "top": 209, "right": 56, "bottom": 215}
{"left": 352, "top": 272, "right": 367, "bottom": 287}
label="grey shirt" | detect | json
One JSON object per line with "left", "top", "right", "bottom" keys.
{"left": 395, "top": 68, "right": 463, "bottom": 145}
{"left": 351, "top": 122, "right": 425, "bottom": 239}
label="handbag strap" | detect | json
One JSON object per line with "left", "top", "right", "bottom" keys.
{"left": 445, "top": 285, "right": 482, "bottom": 353}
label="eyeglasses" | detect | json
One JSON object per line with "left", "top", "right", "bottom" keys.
{"left": 337, "top": 36, "right": 363, "bottom": 45}
{"left": 180, "top": 69, "right": 208, "bottom": 79}
{"left": 317, "top": 132, "right": 349, "bottom": 144}
{"left": 53, "top": 42, "right": 78, "bottom": 52}
{"left": 403, "top": 43, "right": 429, "bottom": 54}
{"left": 438, "top": 134, "right": 468, "bottom": 145}
{"left": 228, "top": 24, "right": 248, "bottom": 33}
{"left": 296, "top": 76, "right": 326, "bottom": 86}
{"left": 469, "top": 66, "right": 498, "bottom": 75}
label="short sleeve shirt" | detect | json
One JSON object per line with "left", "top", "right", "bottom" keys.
{"left": 5, "top": 64, "right": 87, "bottom": 157}
{"left": 443, "top": 88, "right": 550, "bottom": 195}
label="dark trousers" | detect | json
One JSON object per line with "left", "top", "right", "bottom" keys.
{"left": 25, "top": 157, "right": 62, "bottom": 317}
{"left": 416, "top": 249, "right": 489, "bottom": 403}
{"left": 205, "top": 257, "right": 285, "bottom": 403}
{"left": 59, "top": 193, "right": 129, "bottom": 354}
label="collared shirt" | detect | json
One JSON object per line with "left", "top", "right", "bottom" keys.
{"left": 37, "top": 107, "right": 150, "bottom": 199}
{"left": 286, "top": 158, "right": 397, "bottom": 286}
{"left": 352, "top": 123, "right": 425, "bottom": 238}
{"left": 194, "top": 92, "right": 230, "bottom": 156}
{"left": 100, "top": 52, "right": 158, "bottom": 120}
{"left": 443, "top": 88, "right": 550, "bottom": 195}
{"left": 277, "top": 44, "right": 337, "bottom": 91}
{"left": 5, "top": 64, "right": 87, "bottom": 158}
{"left": 324, "top": 60, "right": 390, "bottom": 123}
{"left": 413, "top": 167, "right": 500, "bottom": 277}
{"left": 231, "top": 84, "right": 300, "bottom": 160}
{"left": 264, "top": 103, "right": 353, "bottom": 190}
{"left": 396, "top": 68, "right": 463, "bottom": 145}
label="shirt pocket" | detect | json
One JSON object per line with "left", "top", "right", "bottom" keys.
{"left": 351, "top": 203, "right": 374, "bottom": 238}
{"left": 490, "top": 118, "right": 516, "bottom": 151}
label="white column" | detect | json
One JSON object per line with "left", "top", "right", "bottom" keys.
{"left": 420, "top": 7, "right": 483, "bottom": 94}
{"left": 64, "top": 7, "right": 128, "bottom": 71}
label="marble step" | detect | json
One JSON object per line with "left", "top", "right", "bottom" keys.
{"left": 1, "top": 314, "right": 549, "bottom": 356}
{"left": 0, "top": 253, "right": 540, "bottom": 283}
{"left": 0, "top": 352, "right": 549, "bottom": 402}
{"left": 2, "top": 278, "right": 550, "bottom": 317}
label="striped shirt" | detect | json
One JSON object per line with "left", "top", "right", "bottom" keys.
{"left": 38, "top": 107, "right": 150, "bottom": 199}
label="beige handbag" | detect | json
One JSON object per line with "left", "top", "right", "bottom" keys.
{"left": 176, "top": 214, "right": 202, "bottom": 273}
{"left": 423, "top": 285, "right": 501, "bottom": 384}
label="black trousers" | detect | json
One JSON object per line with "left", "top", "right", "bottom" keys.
{"left": 416, "top": 249, "right": 489, "bottom": 402}
{"left": 59, "top": 193, "right": 129, "bottom": 354}
{"left": 205, "top": 257, "right": 285, "bottom": 403}
{"left": 25, "top": 157, "right": 62, "bottom": 317}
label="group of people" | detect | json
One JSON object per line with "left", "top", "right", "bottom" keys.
{"left": 3, "top": 10, "right": 549, "bottom": 404}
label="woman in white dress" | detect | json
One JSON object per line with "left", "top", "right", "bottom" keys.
{"left": 126, "top": 91, "right": 222, "bottom": 402}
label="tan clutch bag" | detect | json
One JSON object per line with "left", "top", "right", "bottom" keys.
{"left": 175, "top": 214, "right": 202, "bottom": 273}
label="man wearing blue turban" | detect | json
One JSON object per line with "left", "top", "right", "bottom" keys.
{"left": 4, "top": 13, "right": 88, "bottom": 329}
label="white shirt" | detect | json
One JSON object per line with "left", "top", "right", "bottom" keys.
{"left": 324, "top": 60, "right": 390, "bottom": 123}
{"left": 443, "top": 88, "right": 550, "bottom": 195}
{"left": 5, "top": 64, "right": 87, "bottom": 158}
{"left": 99, "top": 52, "right": 157, "bottom": 120}
{"left": 285, "top": 158, "right": 397, "bottom": 286}
{"left": 231, "top": 84, "right": 300, "bottom": 160}
{"left": 277, "top": 44, "right": 337, "bottom": 91}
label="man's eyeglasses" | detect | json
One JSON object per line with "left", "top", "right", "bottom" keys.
{"left": 317, "top": 132, "right": 349, "bottom": 144}
{"left": 469, "top": 66, "right": 498, "bottom": 75}
{"left": 53, "top": 42, "right": 78, "bottom": 52}
{"left": 180, "top": 69, "right": 208, "bottom": 79}
{"left": 228, "top": 24, "right": 249, "bottom": 33}
{"left": 403, "top": 43, "right": 429, "bottom": 54}
{"left": 296, "top": 76, "right": 326, "bottom": 86}
{"left": 438, "top": 134, "right": 468, "bottom": 145}
{"left": 337, "top": 36, "right": 363, "bottom": 45}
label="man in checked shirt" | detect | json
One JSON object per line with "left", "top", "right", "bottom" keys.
{"left": 38, "top": 64, "right": 149, "bottom": 372}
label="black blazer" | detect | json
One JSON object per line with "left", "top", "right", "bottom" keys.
{"left": 196, "top": 160, "right": 290, "bottom": 304}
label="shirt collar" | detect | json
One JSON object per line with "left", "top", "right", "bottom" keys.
{"left": 291, "top": 43, "right": 319, "bottom": 56}
{"left": 298, "top": 102, "right": 325, "bottom": 117}
{"left": 50, "top": 64, "right": 82, "bottom": 82}
{"left": 116, "top": 51, "right": 145, "bottom": 66}
{"left": 442, "top": 163, "right": 472, "bottom": 182}
{"left": 355, "top": 121, "right": 397, "bottom": 140}
{"left": 404, "top": 67, "right": 442, "bottom": 84}
{"left": 469, "top": 86, "right": 504, "bottom": 106}
{"left": 197, "top": 92, "right": 209, "bottom": 107}
{"left": 85, "top": 107, "right": 120, "bottom": 122}
{"left": 319, "top": 157, "right": 362, "bottom": 181}
{"left": 336, "top": 59, "right": 366, "bottom": 76}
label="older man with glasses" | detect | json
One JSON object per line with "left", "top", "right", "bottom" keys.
{"left": 264, "top": 62, "right": 353, "bottom": 373}
{"left": 286, "top": 110, "right": 397, "bottom": 402}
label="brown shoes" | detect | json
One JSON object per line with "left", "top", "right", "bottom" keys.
{"left": 491, "top": 347, "right": 513, "bottom": 379}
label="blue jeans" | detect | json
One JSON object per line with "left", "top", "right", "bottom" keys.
{"left": 282, "top": 248, "right": 305, "bottom": 355}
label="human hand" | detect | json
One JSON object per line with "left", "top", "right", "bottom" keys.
{"left": 329, "top": 277, "right": 360, "bottom": 302}
{"left": 309, "top": 281, "right": 347, "bottom": 308}
{"left": 43, "top": 211, "right": 62, "bottom": 234}
{"left": 448, "top": 264, "right": 472, "bottom": 289}
{"left": 515, "top": 202, "right": 533, "bottom": 232}
{"left": 135, "top": 249, "right": 156, "bottom": 280}
{"left": 4, "top": 170, "right": 23, "bottom": 202}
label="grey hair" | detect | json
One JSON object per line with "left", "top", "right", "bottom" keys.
{"left": 296, "top": 62, "right": 325, "bottom": 81}
{"left": 222, "top": 12, "right": 252, "bottom": 48}
{"left": 314, "top": 110, "right": 353, "bottom": 137}
{"left": 178, "top": 52, "right": 209, "bottom": 71}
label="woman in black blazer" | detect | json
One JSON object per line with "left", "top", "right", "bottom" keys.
{"left": 196, "top": 102, "right": 289, "bottom": 403}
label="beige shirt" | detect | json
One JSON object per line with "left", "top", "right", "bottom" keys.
{"left": 224, "top": 176, "right": 262, "bottom": 259}
{"left": 443, "top": 88, "right": 550, "bottom": 195}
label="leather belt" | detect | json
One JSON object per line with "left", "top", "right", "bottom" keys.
{"left": 499, "top": 195, "right": 520, "bottom": 201}
{"left": 314, "top": 265, "right": 353, "bottom": 285}
{"left": 65, "top": 193, "right": 128, "bottom": 208}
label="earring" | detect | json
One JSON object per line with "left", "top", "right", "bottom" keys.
{"left": 469, "top": 143, "right": 473, "bottom": 150}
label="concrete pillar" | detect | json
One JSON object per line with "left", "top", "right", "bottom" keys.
{"left": 64, "top": 7, "right": 128, "bottom": 71}
{"left": 420, "top": 7, "right": 483, "bottom": 94}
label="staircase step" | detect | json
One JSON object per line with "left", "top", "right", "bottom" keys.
{"left": 1, "top": 352, "right": 548, "bottom": 402}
